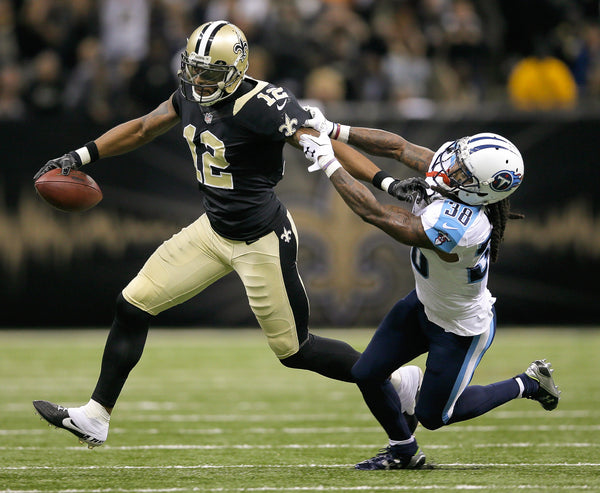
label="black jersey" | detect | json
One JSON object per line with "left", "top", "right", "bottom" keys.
{"left": 172, "top": 77, "right": 310, "bottom": 241}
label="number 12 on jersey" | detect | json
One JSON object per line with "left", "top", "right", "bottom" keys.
{"left": 183, "top": 124, "right": 234, "bottom": 190}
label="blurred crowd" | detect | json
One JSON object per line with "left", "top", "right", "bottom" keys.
{"left": 1, "top": 0, "right": 599, "bottom": 123}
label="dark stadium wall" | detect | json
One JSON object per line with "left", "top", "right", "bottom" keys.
{"left": 2, "top": 114, "right": 599, "bottom": 327}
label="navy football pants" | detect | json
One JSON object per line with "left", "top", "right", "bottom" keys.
{"left": 352, "top": 290, "right": 520, "bottom": 440}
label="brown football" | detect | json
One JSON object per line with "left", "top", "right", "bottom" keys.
{"left": 34, "top": 169, "right": 103, "bottom": 212}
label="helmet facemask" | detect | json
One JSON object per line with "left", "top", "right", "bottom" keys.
{"left": 427, "top": 138, "right": 480, "bottom": 199}
{"left": 180, "top": 53, "right": 240, "bottom": 105}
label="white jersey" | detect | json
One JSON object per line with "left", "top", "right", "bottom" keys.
{"left": 411, "top": 195, "right": 494, "bottom": 336}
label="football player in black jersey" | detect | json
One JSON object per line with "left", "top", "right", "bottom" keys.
{"left": 31, "top": 20, "right": 423, "bottom": 448}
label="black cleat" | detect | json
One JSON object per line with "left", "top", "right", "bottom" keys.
{"left": 33, "top": 400, "right": 105, "bottom": 448}
{"left": 355, "top": 446, "right": 426, "bottom": 470}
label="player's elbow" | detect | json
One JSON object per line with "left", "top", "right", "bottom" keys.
{"left": 358, "top": 209, "right": 386, "bottom": 229}
{"left": 348, "top": 207, "right": 377, "bottom": 227}
{"left": 361, "top": 214, "right": 379, "bottom": 228}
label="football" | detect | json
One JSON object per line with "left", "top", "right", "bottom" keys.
{"left": 34, "top": 169, "right": 103, "bottom": 212}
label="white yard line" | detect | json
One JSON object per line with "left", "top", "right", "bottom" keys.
{"left": 0, "top": 486, "right": 598, "bottom": 493}
{"left": 4, "top": 424, "right": 600, "bottom": 435}
{"left": 3, "top": 462, "right": 600, "bottom": 471}
{"left": 1, "top": 442, "right": 597, "bottom": 451}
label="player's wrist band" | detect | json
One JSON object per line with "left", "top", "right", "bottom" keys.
{"left": 372, "top": 170, "right": 395, "bottom": 192}
{"left": 321, "top": 157, "right": 342, "bottom": 178}
{"left": 74, "top": 141, "right": 99, "bottom": 166}
{"left": 329, "top": 123, "right": 350, "bottom": 144}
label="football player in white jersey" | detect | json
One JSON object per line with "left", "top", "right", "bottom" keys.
{"left": 301, "top": 111, "right": 561, "bottom": 470}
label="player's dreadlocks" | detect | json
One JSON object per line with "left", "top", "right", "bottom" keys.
{"left": 485, "top": 198, "right": 524, "bottom": 263}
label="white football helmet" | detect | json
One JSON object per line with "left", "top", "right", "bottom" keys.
{"left": 426, "top": 133, "right": 524, "bottom": 205}
{"left": 178, "top": 21, "right": 249, "bottom": 106}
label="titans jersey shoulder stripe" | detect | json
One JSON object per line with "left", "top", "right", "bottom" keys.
{"left": 419, "top": 199, "right": 488, "bottom": 254}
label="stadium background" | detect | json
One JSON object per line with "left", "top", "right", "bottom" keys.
{"left": 1, "top": 0, "right": 599, "bottom": 328}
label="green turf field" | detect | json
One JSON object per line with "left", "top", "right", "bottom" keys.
{"left": 1, "top": 328, "right": 598, "bottom": 492}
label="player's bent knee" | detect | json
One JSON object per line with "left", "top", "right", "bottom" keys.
{"left": 279, "top": 352, "right": 301, "bottom": 368}
{"left": 264, "top": 330, "right": 299, "bottom": 359}
{"left": 350, "top": 358, "right": 389, "bottom": 386}
{"left": 279, "top": 343, "right": 308, "bottom": 369}
{"left": 415, "top": 403, "right": 445, "bottom": 430}
{"left": 278, "top": 334, "right": 358, "bottom": 382}
{"left": 115, "top": 292, "right": 152, "bottom": 330}
{"left": 351, "top": 362, "right": 376, "bottom": 385}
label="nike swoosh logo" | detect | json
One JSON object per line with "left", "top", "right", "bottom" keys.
{"left": 62, "top": 417, "right": 84, "bottom": 432}
{"left": 276, "top": 101, "right": 287, "bottom": 110}
{"left": 442, "top": 222, "right": 458, "bottom": 230}
{"left": 62, "top": 416, "right": 104, "bottom": 444}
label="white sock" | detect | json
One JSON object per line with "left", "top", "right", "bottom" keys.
{"left": 82, "top": 399, "right": 111, "bottom": 423}
{"left": 68, "top": 399, "right": 110, "bottom": 441}
{"left": 515, "top": 376, "right": 525, "bottom": 398}
{"left": 389, "top": 436, "right": 415, "bottom": 447}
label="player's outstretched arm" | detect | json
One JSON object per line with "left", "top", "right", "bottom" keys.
{"left": 34, "top": 97, "right": 181, "bottom": 180}
{"left": 300, "top": 132, "right": 431, "bottom": 248}
{"left": 95, "top": 96, "right": 180, "bottom": 159}
{"left": 294, "top": 126, "right": 429, "bottom": 203}
{"left": 346, "top": 127, "right": 434, "bottom": 175}
{"left": 329, "top": 166, "right": 431, "bottom": 247}
{"left": 303, "top": 105, "right": 434, "bottom": 175}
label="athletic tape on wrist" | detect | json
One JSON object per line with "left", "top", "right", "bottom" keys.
{"left": 330, "top": 123, "right": 350, "bottom": 144}
{"left": 74, "top": 141, "right": 99, "bottom": 166}
{"left": 338, "top": 124, "right": 350, "bottom": 143}
{"left": 381, "top": 177, "right": 395, "bottom": 192}
{"left": 321, "top": 157, "right": 342, "bottom": 178}
{"left": 73, "top": 147, "right": 89, "bottom": 165}
{"left": 330, "top": 123, "right": 340, "bottom": 139}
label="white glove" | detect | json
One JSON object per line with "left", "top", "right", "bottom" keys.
{"left": 299, "top": 132, "right": 342, "bottom": 177}
{"left": 303, "top": 105, "right": 350, "bottom": 143}
{"left": 303, "top": 105, "right": 334, "bottom": 135}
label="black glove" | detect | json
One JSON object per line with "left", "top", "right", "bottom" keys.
{"left": 33, "top": 152, "right": 81, "bottom": 181}
{"left": 388, "top": 177, "right": 430, "bottom": 204}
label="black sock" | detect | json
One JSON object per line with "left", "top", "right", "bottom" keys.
{"left": 91, "top": 293, "right": 151, "bottom": 407}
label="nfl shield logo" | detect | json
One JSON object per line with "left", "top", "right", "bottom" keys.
{"left": 204, "top": 112, "right": 213, "bottom": 124}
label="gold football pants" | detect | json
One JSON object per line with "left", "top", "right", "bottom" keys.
{"left": 122, "top": 212, "right": 309, "bottom": 359}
